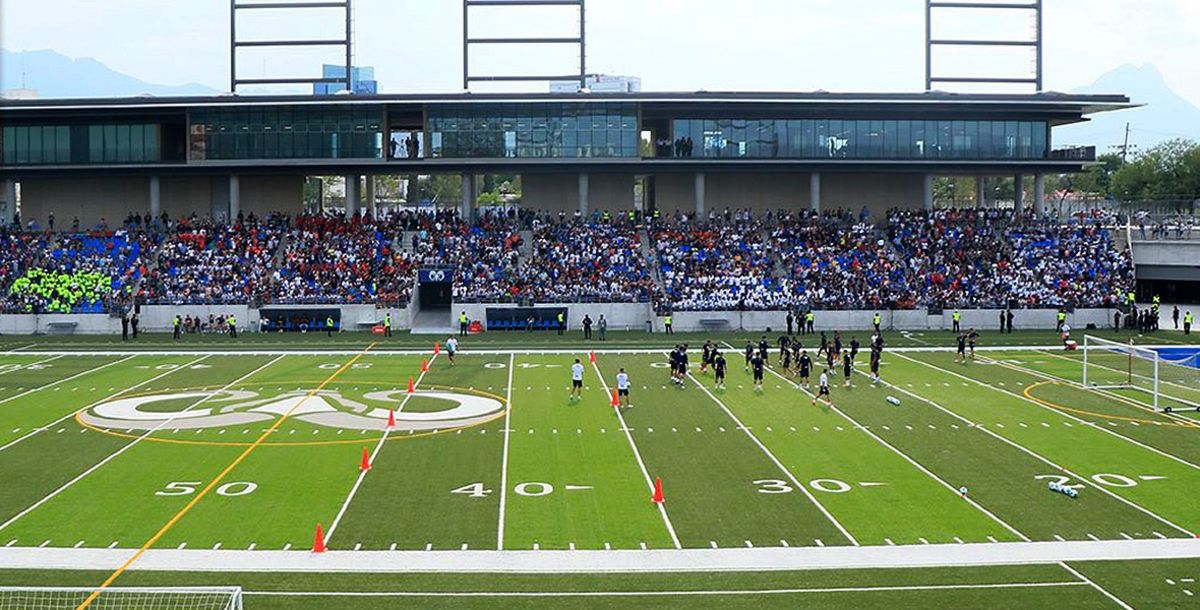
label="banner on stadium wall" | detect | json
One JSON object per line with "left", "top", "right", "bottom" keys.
{"left": 419, "top": 268, "right": 453, "bottom": 284}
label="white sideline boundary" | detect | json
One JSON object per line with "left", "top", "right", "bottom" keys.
{"left": 1, "top": 538, "right": 1198, "bottom": 573}
{"left": 0, "top": 344, "right": 1189, "bottom": 357}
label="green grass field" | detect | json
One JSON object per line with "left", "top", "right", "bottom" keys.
{"left": 0, "top": 328, "right": 1198, "bottom": 609}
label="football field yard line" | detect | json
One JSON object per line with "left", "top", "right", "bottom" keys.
{"left": 683, "top": 367, "right": 859, "bottom": 547}
{"left": 0, "top": 354, "right": 62, "bottom": 376}
{"left": 590, "top": 360, "right": 681, "bottom": 549}
{"left": 912, "top": 352, "right": 1200, "bottom": 472}
{"left": 324, "top": 352, "right": 438, "bottom": 545}
{"left": 74, "top": 345, "right": 376, "bottom": 610}
{"left": 760, "top": 363, "right": 1031, "bottom": 544}
{"left": 0, "top": 354, "right": 131, "bottom": 409}
{"left": 0, "top": 355, "right": 283, "bottom": 535}
{"left": 1057, "top": 561, "right": 1134, "bottom": 610}
{"left": 496, "top": 353, "right": 514, "bottom": 551}
{"left": 888, "top": 352, "right": 1195, "bottom": 538}
{"left": 1041, "top": 347, "right": 1200, "bottom": 397}
{"left": 0, "top": 355, "right": 154, "bottom": 454}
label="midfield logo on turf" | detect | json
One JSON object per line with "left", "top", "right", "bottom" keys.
{"left": 78, "top": 389, "right": 505, "bottom": 433}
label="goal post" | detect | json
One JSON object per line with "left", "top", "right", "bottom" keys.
{"left": 0, "top": 586, "right": 242, "bottom": 610}
{"left": 1083, "top": 335, "right": 1200, "bottom": 413}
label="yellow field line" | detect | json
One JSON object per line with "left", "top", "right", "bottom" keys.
{"left": 1022, "top": 380, "right": 1200, "bottom": 429}
{"left": 75, "top": 344, "right": 377, "bottom": 610}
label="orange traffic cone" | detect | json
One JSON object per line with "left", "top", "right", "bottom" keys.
{"left": 589, "top": 351, "right": 596, "bottom": 363}
{"left": 387, "top": 409, "right": 396, "bottom": 428}
{"left": 421, "top": 358, "right": 429, "bottom": 372}
{"left": 611, "top": 389, "right": 620, "bottom": 408}
{"left": 407, "top": 377, "right": 415, "bottom": 394}
{"left": 313, "top": 524, "right": 326, "bottom": 553}
{"left": 434, "top": 342, "right": 441, "bottom": 355}
{"left": 652, "top": 477, "right": 664, "bottom": 504}
{"left": 360, "top": 446, "right": 371, "bottom": 471}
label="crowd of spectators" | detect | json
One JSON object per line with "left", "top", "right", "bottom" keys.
{"left": 143, "top": 214, "right": 285, "bottom": 305}
{"left": 0, "top": 229, "right": 155, "bottom": 313}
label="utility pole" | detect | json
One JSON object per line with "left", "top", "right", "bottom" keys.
{"left": 1118, "top": 122, "right": 1132, "bottom": 163}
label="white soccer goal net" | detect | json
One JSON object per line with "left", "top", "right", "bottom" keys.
{"left": 1082, "top": 335, "right": 1200, "bottom": 412}
{"left": 0, "top": 587, "right": 242, "bottom": 610}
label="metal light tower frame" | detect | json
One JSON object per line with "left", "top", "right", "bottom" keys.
{"left": 230, "top": 0, "right": 353, "bottom": 92}
{"left": 462, "top": 0, "right": 586, "bottom": 91}
{"left": 925, "top": 0, "right": 1043, "bottom": 91}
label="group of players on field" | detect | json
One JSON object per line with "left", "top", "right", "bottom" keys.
{"left": 658, "top": 331, "right": 886, "bottom": 407}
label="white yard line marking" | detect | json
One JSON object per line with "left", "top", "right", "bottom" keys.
{"left": 496, "top": 353, "right": 515, "bottom": 550}
{"left": 0, "top": 355, "right": 272, "bottom": 534}
{"left": 0, "top": 355, "right": 62, "bottom": 378}
{"left": 1058, "top": 562, "right": 1134, "bottom": 610}
{"left": 326, "top": 353, "right": 439, "bottom": 545}
{"left": 0, "top": 355, "right": 140, "bottom": 454}
{"left": 891, "top": 352, "right": 1195, "bottom": 538}
{"left": 592, "top": 359, "right": 681, "bottom": 549}
{"left": 765, "top": 364, "right": 1029, "bottom": 543}
{"left": 686, "top": 366, "right": 857, "bottom": 547}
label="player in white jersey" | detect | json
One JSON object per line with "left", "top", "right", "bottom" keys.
{"left": 570, "top": 358, "right": 585, "bottom": 402}
{"left": 811, "top": 369, "right": 833, "bottom": 407}
{"left": 615, "top": 368, "right": 632, "bottom": 409}
{"left": 445, "top": 336, "right": 458, "bottom": 366}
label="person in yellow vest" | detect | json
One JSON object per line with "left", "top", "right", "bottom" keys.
{"left": 1185, "top": 311, "right": 1193, "bottom": 336}
{"left": 664, "top": 313, "right": 673, "bottom": 335}
{"left": 805, "top": 310, "right": 815, "bottom": 335}
{"left": 459, "top": 311, "right": 469, "bottom": 337}
{"left": 952, "top": 310, "right": 961, "bottom": 333}
{"left": 1056, "top": 309, "right": 1066, "bottom": 333}
{"left": 384, "top": 313, "right": 392, "bottom": 337}
{"left": 873, "top": 312, "right": 881, "bottom": 333}
{"left": 228, "top": 314, "right": 237, "bottom": 338}
{"left": 326, "top": 315, "right": 335, "bottom": 338}
{"left": 556, "top": 311, "right": 566, "bottom": 336}
{"left": 1126, "top": 291, "right": 1136, "bottom": 307}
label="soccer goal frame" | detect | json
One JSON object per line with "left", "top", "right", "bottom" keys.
{"left": 0, "top": 586, "right": 243, "bottom": 610}
{"left": 1082, "top": 335, "right": 1160, "bottom": 410}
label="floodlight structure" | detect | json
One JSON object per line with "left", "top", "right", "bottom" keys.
{"left": 925, "top": 0, "right": 1043, "bottom": 91}
{"left": 230, "top": 0, "right": 353, "bottom": 92}
{"left": 462, "top": 0, "right": 586, "bottom": 91}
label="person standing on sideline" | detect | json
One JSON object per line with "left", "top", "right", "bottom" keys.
{"left": 952, "top": 309, "right": 961, "bottom": 333}
{"left": 228, "top": 314, "right": 237, "bottom": 338}
{"left": 384, "top": 313, "right": 392, "bottom": 337}
{"left": 615, "top": 368, "right": 632, "bottom": 409}
{"left": 570, "top": 358, "right": 585, "bottom": 402}
{"left": 556, "top": 311, "right": 566, "bottom": 336}
{"left": 446, "top": 336, "right": 458, "bottom": 366}
{"left": 326, "top": 315, "right": 335, "bottom": 337}
{"left": 582, "top": 314, "right": 593, "bottom": 340}
{"left": 873, "top": 312, "right": 881, "bottom": 333}
{"left": 459, "top": 311, "right": 469, "bottom": 337}
{"left": 597, "top": 315, "right": 607, "bottom": 341}
{"left": 1185, "top": 311, "right": 1193, "bottom": 335}
{"left": 805, "top": 310, "right": 815, "bottom": 334}
{"left": 1006, "top": 309, "right": 1014, "bottom": 334}
{"left": 663, "top": 312, "right": 673, "bottom": 335}
{"left": 1172, "top": 306, "right": 1180, "bottom": 330}
{"left": 173, "top": 315, "right": 182, "bottom": 340}
{"left": 1114, "top": 309, "right": 1122, "bottom": 332}
{"left": 121, "top": 311, "right": 130, "bottom": 341}
{"left": 786, "top": 310, "right": 794, "bottom": 336}
{"left": 1056, "top": 308, "right": 1066, "bottom": 333}
{"left": 999, "top": 310, "right": 1006, "bottom": 333}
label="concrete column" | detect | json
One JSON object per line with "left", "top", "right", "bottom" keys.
{"left": 4, "top": 179, "right": 16, "bottom": 220}
{"left": 922, "top": 175, "right": 935, "bottom": 211}
{"left": 344, "top": 175, "right": 359, "bottom": 219}
{"left": 975, "top": 176, "right": 986, "bottom": 208}
{"left": 365, "top": 176, "right": 377, "bottom": 217}
{"left": 1034, "top": 174, "right": 1046, "bottom": 216}
{"left": 578, "top": 173, "right": 590, "bottom": 215}
{"left": 149, "top": 176, "right": 161, "bottom": 219}
{"left": 1014, "top": 174, "right": 1025, "bottom": 213}
{"left": 461, "top": 173, "right": 475, "bottom": 220}
{"left": 809, "top": 172, "right": 821, "bottom": 213}
{"left": 228, "top": 175, "right": 240, "bottom": 223}
{"left": 693, "top": 172, "right": 706, "bottom": 217}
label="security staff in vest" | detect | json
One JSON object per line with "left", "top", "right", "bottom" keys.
{"left": 459, "top": 311, "right": 470, "bottom": 337}
{"left": 1056, "top": 308, "right": 1066, "bottom": 333}
{"left": 384, "top": 313, "right": 392, "bottom": 337}
{"left": 952, "top": 310, "right": 961, "bottom": 333}
{"left": 805, "top": 310, "right": 815, "bottom": 335}
{"left": 326, "top": 315, "right": 335, "bottom": 338}
{"left": 873, "top": 312, "right": 881, "bottom": 333}
{"left": 228, "top": 315, "right": 237, "bottom": 338}
{"left": 1185, "top": 311, "right": 1193, "bottom": 336}
{"left": 173, "top": 315, "right": 182, "bottom": 340}
{"left": 556, "top": 311, "right": 566, "bottom": 336}
{"left": 663, "top": 313, "right": 673, "bottom": 335}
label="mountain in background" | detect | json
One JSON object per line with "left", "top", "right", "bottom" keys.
{"left": 1055, "top": 63, "right": 1200, "bottom": 155}
{"left": 1, "top": 49, "right": 218, "bottom": 98}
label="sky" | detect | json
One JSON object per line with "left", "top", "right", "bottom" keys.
{"left": 1, "top": 0, "right": 1198, "bottom": 105}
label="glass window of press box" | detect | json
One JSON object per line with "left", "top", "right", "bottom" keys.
{"left": 189, "top": 106, "right": 383, "bottom": 161}
{"left": 2, "top": 124, "right": 160, "bottom": 165}
{"left": 668, "top": 119, "right": 1048, "bottom": 160}
{"left": 427, "top": 103, "right": 638, "bottom": 159}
